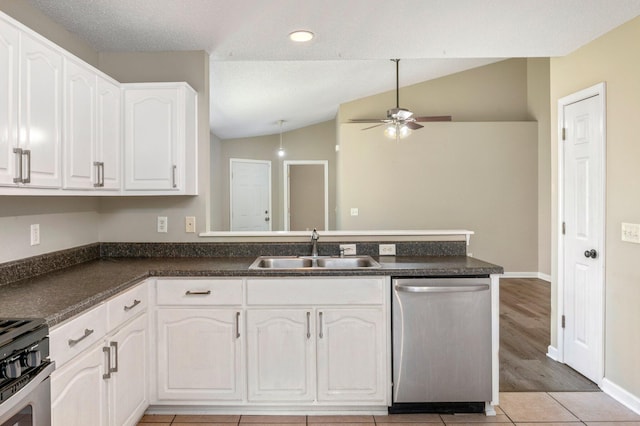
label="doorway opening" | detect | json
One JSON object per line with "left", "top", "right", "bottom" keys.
{"left": 283, "top": 160, "right": 328, "bottom": 231}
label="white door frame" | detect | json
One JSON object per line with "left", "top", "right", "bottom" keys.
{"left": 556, "top": 82, "right": 606, "bottom": 384}
{"left": 283, "top": 160, "right": 329, "bottom": 231}
{"left": 229, "top": 158, "right": 272, "bottom": 231}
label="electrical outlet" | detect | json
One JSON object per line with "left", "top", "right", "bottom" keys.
{"left": 30, "top": 224, "right": 40, "bottom": 246}
{"left": 379, "top": 244, "right": 396, "bottom": 256}
{"left": 350, "top": 208, "right": 359, "bottom": 216}
{"left": 185, "top": 216, "right": 196, "bottom": 233}
{"left": 621, "top": 222, "right": 640, "bottom": 243}
{"left": 157, "top": 216, "right": 168, "bottom": 233}
{"left": 339, "top": 244, "right": 357, "bottom": 256}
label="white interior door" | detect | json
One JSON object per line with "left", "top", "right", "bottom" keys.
{"left": 230, "top": 159, "right": 271, "bottom": 231}
{"left": 561, "top": 87, "right": 605, "bottom": 384}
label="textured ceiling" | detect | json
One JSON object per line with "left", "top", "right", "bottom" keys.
{"left": 25, "top": 0, "right": 640, "bottom": 138}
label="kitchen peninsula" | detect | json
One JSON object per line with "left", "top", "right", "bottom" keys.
{"left": 0, "top": 236, "right": 503, "bottom": 423}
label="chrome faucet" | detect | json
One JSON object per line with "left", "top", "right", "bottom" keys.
{"left": 311, "top": 228, "right": 319, "bottom": 257}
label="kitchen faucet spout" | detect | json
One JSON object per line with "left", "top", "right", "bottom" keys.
{"left": 311, "top": 228, "right": 319, "bottom": 257}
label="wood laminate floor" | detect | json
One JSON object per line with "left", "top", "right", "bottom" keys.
{"left": 499, "top": 277, "right": 599, "bottom": 392}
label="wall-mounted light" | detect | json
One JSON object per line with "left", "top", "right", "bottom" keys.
{"left": 277, "top": 120, "right": 286, "bottom": 157}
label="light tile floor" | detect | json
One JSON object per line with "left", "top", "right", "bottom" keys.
{"left": 137, "top": 392, "right": 640, "bottom": 426}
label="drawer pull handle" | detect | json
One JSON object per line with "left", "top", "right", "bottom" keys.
{"left": 185, "top": 290, "right": 211, "bottom": 295}
{"left": 68, "top": 328, "right": 94, "bottom": 347}
{"left": 124, "top": 299, "right": 141, "bottom": 311}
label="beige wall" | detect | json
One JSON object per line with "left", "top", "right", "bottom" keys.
{"left": 338, "top": 122, "right": 538, "bottom": 272}
{"left": 550, "top": 16, "right": 640, "bottom": 400}
{"left": 215, "top": 120, "right": 336, "bottom": 231}
{"left": 527, "top": 58, "right": 552, "bottom": 277}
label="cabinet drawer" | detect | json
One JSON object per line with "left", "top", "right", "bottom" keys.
{"left": 107, "top": 281, "right": 148, "bottom": 330}
{"left": 50, "top": 303, "right": 108, "bottom": 368}
{"left": 247, "top": 277, "right": 384, "bottom": 305}
{"left": 156, "top": 279, "right": 243, "bottom": 306}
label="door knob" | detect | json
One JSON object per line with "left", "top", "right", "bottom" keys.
{"left": 264, "top": 217, "right": 270, "bottom": 222}
{"left": 584, "top": 249, "right": 597, "bottom": 259}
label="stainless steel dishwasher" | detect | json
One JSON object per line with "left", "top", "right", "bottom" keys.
{"left": 391, "top": 277, "right": 492, "bottom": 413}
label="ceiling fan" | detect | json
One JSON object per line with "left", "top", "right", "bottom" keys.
{"left": 350, "top": 59, "right": 451, "bottom": 140}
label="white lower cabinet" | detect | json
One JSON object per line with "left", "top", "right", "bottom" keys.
{"left": 50, "top": 282, "right": 149, "bottom": 425}
{"left": 246, "top": 309, "right": 315, "bottom": 402}
{"left": 51, "top": 340, "right": 108, "bottom": 426}
{"left": 155, "top": 308, "right": 243, "bottom": 401}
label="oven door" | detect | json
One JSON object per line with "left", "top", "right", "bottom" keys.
{"left": 0, "top": 363, "right": 55, "bottom": 426}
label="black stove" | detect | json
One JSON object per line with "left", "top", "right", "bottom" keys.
{"left": 0, "top": 318, "right": 51, "bottom": 404}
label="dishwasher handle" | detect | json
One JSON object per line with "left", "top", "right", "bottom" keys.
{"left": 394, "top": 283, "right": 489, "bottom": 293}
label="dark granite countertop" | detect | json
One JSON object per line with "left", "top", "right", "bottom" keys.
{"left": 0, "top": 255, "right": 503, "bottom": 327}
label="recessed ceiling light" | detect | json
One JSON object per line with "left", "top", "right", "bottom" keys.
{"left": 289, "top": 30, "right": 314, "bottom": 42}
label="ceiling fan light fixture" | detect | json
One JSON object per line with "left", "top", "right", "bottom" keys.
{"left": 384, "top": 123, "right": 411, "bottom": 141}
{"left": 289, "top": 30, "right": 314, "bottom": 42}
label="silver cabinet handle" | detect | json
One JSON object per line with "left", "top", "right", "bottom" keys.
{"left": 306, "top": 312, "right": 311, "bottom": 339}
{"left": 13, "top": 148, "right": 22, "bottom": 183}
{"left": 172, "top": 164, "right": 177, "bottom": 188}
{"left": 103, "top": 345, "right": 111, "bottom": 379}
{"left": 318, "top": 311, "right": 324, "bottom": 339}
{"left": 22, "top": 149, "right": 31, "bottom": 183}
{"left": 235, "top": 312, "right": 241, "bottom": 339}
{"left": 123, "top": 299, "right": 141, "bottom": 311}
{"left": 185, "top": 290, "right": 211, "bottom": 295}
{"left": 93, "top": 161, "right": 105, "bottom": 187}
{"left": 395, "top": 283, "right": 489, "bottom": 293}
{"left": 110, "top": 341, "right": 118, "bottom": 373}
{"left": 68, "top": 328, "right": 94, "bottom": 347}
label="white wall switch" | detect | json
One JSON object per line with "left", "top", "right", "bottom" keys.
{"left": 339, "top": 244, "right": 357, "bottom": 256}
{"left": 621, "top": 222, "right": 640, "bottom": 243}
{"left": 30, "top": 224, "right": 40, "bottom": 246}
{"left": 157, "top": 216, "right": 168, "bottom": 233}
{"left": 185, "top": 216, "right": 196, "bottom": 233}
{"left": 350, "top": 207, "right": 359, "bottom": 216}
{"left": 379, "top": 244, "right": 396, "bottom": 256}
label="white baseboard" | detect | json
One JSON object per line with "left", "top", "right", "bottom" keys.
{"left": 601, "top": 378, "right": 640, "bottom": 415}
{"left": 501, "top": 272, "right": 551, "bottom": 282}
{"left": 546, "top": 345, "right": 560, "bottom": 361}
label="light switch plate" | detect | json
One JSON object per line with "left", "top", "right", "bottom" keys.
{"left": 621, "top": 222, "right": 640, "bottom": 243}
{"left": 350, "top": 208, "right": 359, "bottom": 216}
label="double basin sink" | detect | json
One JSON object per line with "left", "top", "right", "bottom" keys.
{"left": 249, "top": 255, "right": 381, "bottom": 270}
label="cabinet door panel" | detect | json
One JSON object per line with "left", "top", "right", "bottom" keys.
{"left": 124, "top": 89, "right": 177, "bottom": 190}
{"left": 109, "top": 314, "right": 147, "bottom": 426}
{"left": 96, "top": 77, "right": 121, "bottom": 190}
{"left": 19, "top": 32, "right": 62, "bottom": 187}
{"left": 246, "top": 309, "right": 314, "bottom": 402}
{"left": 317, "top": 309, "right": 386, "bottom": 402}
{"left": 157, "top": 309, "right": 242, "bottom": 400}
{"left": 0, "top": 19, "right": 19, "bottom": 186}
{"left": 63, "top": 58, "right": 95, "bottom": 189}
{"left": 51, "top": 343, "right": 107, "bottom": 426}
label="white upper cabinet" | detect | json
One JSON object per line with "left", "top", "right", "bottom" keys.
{"left": 0, "top": 18, "right": 19, "bottom": 186}
{"left": 18, "top": 30, "right": 63, "bottom": 188}
{"left": 123, "top": 83, "right": 197, "bottom": 194}
{"left": 63, "top": 56, "right": 121, "bottom": 190}
{"left": 0, "top": 15, "right": 62, "bottom": 188}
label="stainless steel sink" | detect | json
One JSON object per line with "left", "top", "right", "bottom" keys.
{"left": 249, "top": 255, "right": 381, "bottom": 270}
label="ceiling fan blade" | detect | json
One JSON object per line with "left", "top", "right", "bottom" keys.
{"left": 414, "top": 115, "right": 452, "bottom": 122}
{"left": 360, "top": 123, "right": 386, "bottom": 131}
{"left": 405, "top": 121, "right": 424, "bottom": 130}
{"left": 349, "top": 118, "right": 386, "bottom": 123}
